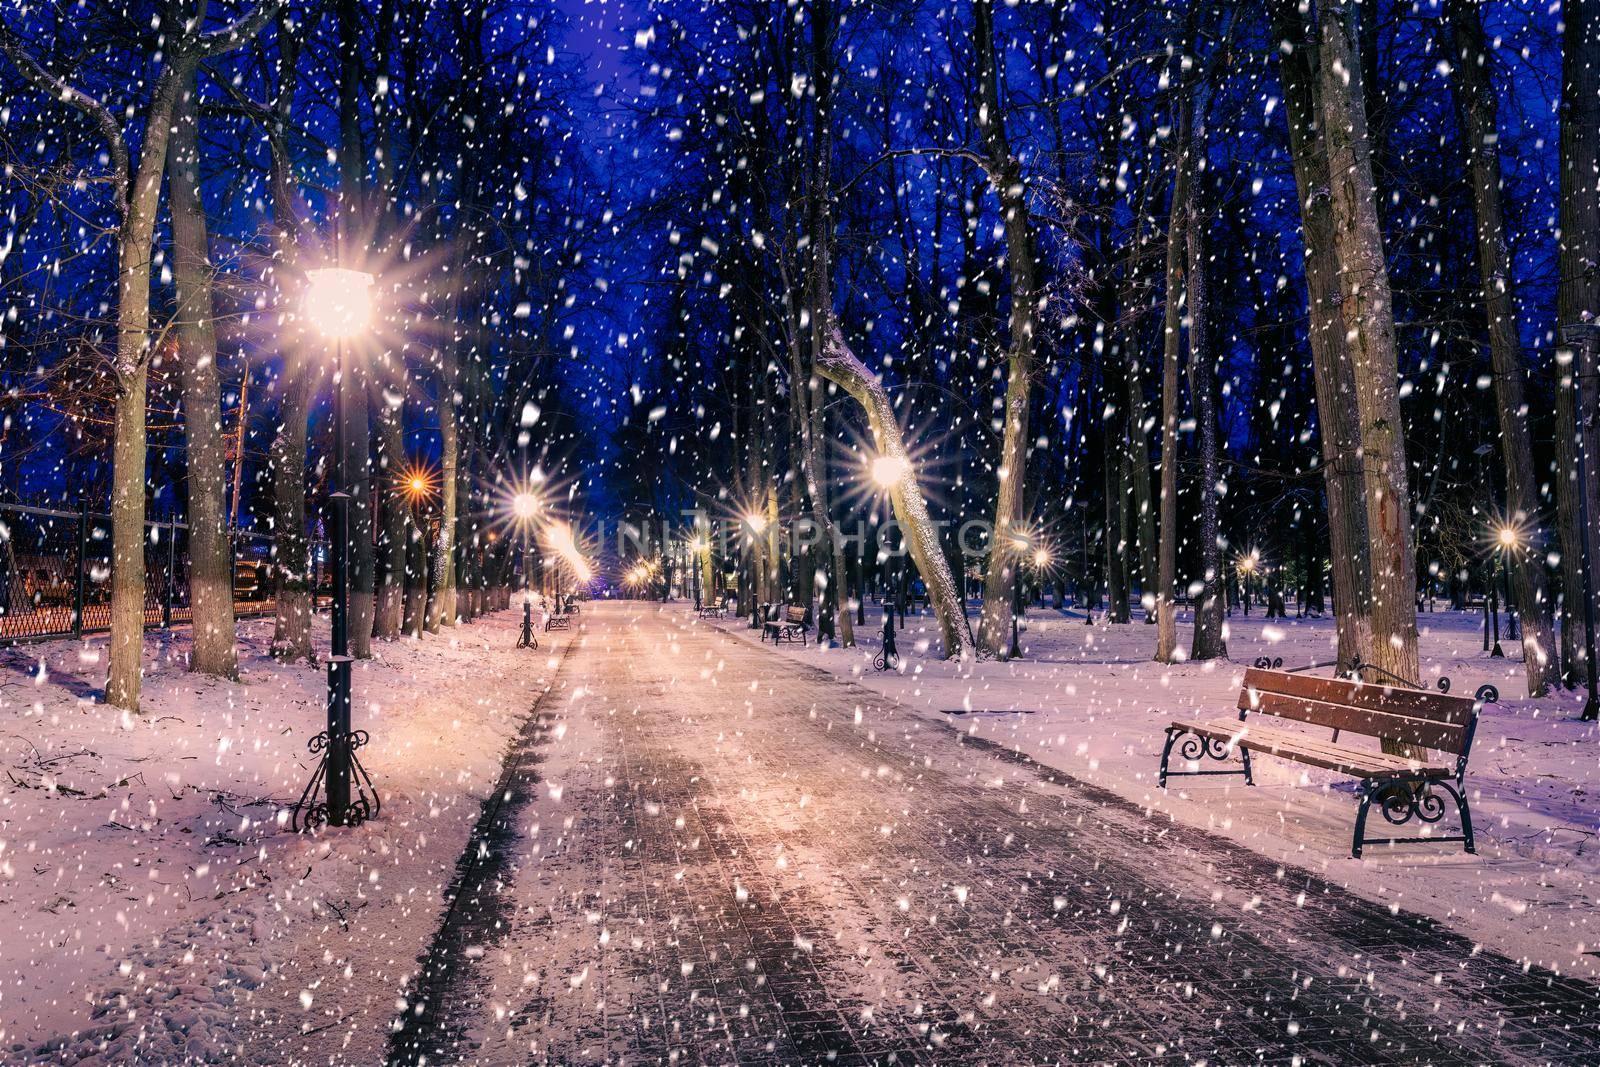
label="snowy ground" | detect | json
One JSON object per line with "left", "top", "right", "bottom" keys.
{"left": 0, "top": 608, "right": 563, "bottom": 1063}
{"left": 708, "top": 600, "right": 1600, "bottom": 983}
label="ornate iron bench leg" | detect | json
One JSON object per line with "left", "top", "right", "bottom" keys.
{"left": 1353, "top": 781, "right": 1375, "bottom": 859}
{"left": 1240, "top": 746, "right": 1254, "bottom": 786}
{"left": 1158, "top": 727, "right": 1180, "bottom": 788}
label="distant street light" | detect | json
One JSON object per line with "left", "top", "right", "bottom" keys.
{"left": 294, "top": 265, "right": 377, "bottom": 832}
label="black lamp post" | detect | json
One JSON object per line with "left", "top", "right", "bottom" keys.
{"left": 1560, "top": 323, "right": 1600, "bottom": 721}
{"left": 513, "top": 491, "right": 539, "bottom": 650}
{"left": 293, "top": 266, "right": 378, "bottom": 832}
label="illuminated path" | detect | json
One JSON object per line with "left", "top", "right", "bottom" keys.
{"left": 389, "top": 603, "right": 1599, "bottom": 1065}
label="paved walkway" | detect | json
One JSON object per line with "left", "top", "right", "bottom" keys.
{"left": 390, "top": 604, "right": 1600, "bottom": 1065}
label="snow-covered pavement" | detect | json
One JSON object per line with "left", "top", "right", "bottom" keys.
{"left": 714, "top": 599, "right": 1600, "bottom": 986}
{"left": 389, "top": 603, "right": 1600, "bottom": 1064}
{"left": 0, "top": 609, "right": 566, "bottom": 1063}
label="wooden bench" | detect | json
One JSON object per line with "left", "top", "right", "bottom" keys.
{"left": 696, "top": 598, "right": 727, "bottom": 619}
{"left": 544, "top": 612, "right": 571, "bottom": 632}
{"left": 761, "top": 605, "right": 809, "bottom": 645}
{"left": 1158, "top": 667, "right": 1482, "bottom": 858}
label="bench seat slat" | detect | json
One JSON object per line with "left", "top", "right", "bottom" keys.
{"left": 1171, "top": 718, "right": 1453, "bottom": 779}
{"left": 1237, "top": 691, "right": 1467, "bottom": 753}
{"left": 1241, "top": 667, "right": 1474, "bottom": 723}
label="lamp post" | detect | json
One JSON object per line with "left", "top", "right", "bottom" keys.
{"left": 293, "top": 265, "right": 377, "bottom": 832}
{"left": 746, "top": 511, "right": 768, "bottom": 628}
{"left": 1007, "top": 532, "right": 1030, "bottom": 660}
{"left": 512, "top": 491, "right": 539, "bottom": 649}
{"left": 1560, "top": 323, "right": 1600, "bottom": 720}
{"left": 869, "top": 455, "right": 908, "bottom": 668}
{"left": 691, "top": 537, "right": 705, "bottom": 610}
{"left": 1491, "top": 525, "right": 1519, "bottom": 658}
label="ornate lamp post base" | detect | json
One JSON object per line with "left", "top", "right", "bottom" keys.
{"left": 517, "top": 599, "right": 540, "bottom": 649}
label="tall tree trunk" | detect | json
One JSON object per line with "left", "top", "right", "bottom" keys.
{"left": 1273, "top": 0, "right": 1372, "bottom": 670}
{"left": 1317, "top": 0, "right": 1422, "bottom": 723}
{"left": 262, "top": 12, "right": 314, "bottom": 662}
{"left": 972, "top": 0, "right": 1042, "bottom": 660}
{"left": 1447, "top": 0, "right": 1558, "bottom": 696}
{"left": 103, "top": 66, "right": 185, "bottom": 711}
{"left": 1555, "top": 0, "right": 1600, "bottom": 693}
{"left": 1154, "top": 116, "right": 1189, "bottom": 664}
{"left": 1185, "top": 116, "right": 1226, "bottom": 661}
{"left": 427, "top": 344, "right": 459, "bottom": 631}
{"left": 797, "top": 0, "right": 853, "bottom": 647}
{"left": 816, "top": 325, "right": 973, "bottom": 659}
{"left": 168, "top": 54, "right": 238, "bottom": 679}
{"left": 370, "top": 3, "right": 406, "bottom": 641}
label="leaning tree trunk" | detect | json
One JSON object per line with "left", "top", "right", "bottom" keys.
{"left": 1273, "top": 0, "right": 1373, "bottom": 670}
{"left": 1318, "top": 0, "right": 1422, "bottom": 741}
{"left": 1154, "top": 114, "right": 1189, "bottom": 665}
{"left": 168, "top": 55, "right": 238, "bottom": 679}
{"left": 1448, "top": 0, "right": 1558, "bottom": 696}
{"left": 1555, "top": 0, "right": 1600, "bottom": 693}
{"left": 817, "top": 325, "right": 974, "bottom": 659}
{"left": 972, "top": 0, "right": 1042, "bottom": 660}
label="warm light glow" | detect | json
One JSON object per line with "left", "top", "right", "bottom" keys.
{"left": 397, "top": 462, "right": 438, "bottom": 503}
{"left": 511, "top": 492, "right": 540, "bottom": 522}
{"left": 871, "top": 455, "right": 908, "bottom": 488}
{"left": 1497, "top": 525, "right": 1518, "bottom": 549}
{"left": 303, "top": 267, "right": 375, "bottom": 339}
{"left": 745, "top": 512, "right": 768, "bottom": 534}
{"left": 1034, "top": 548, "right": 1051, "bottom": 568}
{"left": 691, "top": 537, "right": 708, "bottom": 554}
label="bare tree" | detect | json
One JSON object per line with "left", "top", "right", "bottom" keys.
{"left": 970, "top": 0, "right": 1043, "bottom": 660}
{"left": 1316, "top": 0, "right": 1421, "bottom": 715}
{"left": 1272, "top": 0, "right": 1372, "bottom": 670}
{"left": 1445, "top": 0, "right": 1558, "bottom": 696}
{"left": 1554, "top": 0, "right": 1600, "bottom": 698}
{"left": 168, "top": 47, "right": 237, "bottom": 679}
{"left": 0, "top": 0, "right": 279, "bottom": 711}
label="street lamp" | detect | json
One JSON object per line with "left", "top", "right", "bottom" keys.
{"left": 1236, "top": 551, "right": 1259, "bottom": 616}
{"left": 690, "top": 536, "right": 707, "bottom": 610}
{"left": 745, "top": 511, "right": 768, "bottom": 628}
{"left": 866, "top": 455, "right": 912, "bottom": 668}
{"left": 509, "top": 489, "right": 540, "bottom": 649}
{"left": 293, "top": 265, "right": 377, "bottom": 832}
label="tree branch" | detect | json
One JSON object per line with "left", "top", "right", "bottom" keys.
{"left": 191, "top": 0, "right": 284, "bottom": 59}
{"left": 0, "top": 24, "right": 130, "bottom": 213}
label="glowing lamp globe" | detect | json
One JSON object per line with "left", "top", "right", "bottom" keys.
{"left": 512, "top": 492, "right": 539, "bottom": 522}
{"left": 871, "top": 455, "right": 908, "bottom": 488}
{"left": 1497, "top": 526, "right": 1518, "bottom": 549}
{"left": 303, "top": 267, "right": 375, "bottom": 339}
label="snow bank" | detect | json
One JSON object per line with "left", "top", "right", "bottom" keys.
{"left": 0, "top": 610, "right": 567, "bottom": 1062}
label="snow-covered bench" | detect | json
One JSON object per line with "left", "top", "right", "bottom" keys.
{"left": 696, "top": 598, "right": 727, "bottom": 619}
{"left": 1158, "top": 667, "right": 1484, "bottom": 858}
{"left": 761, "top": 605, "right": 809, "bottom": 645}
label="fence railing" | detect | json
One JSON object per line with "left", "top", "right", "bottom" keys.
{"left": 0, "top": 500, "right": 321, "bottom": 645}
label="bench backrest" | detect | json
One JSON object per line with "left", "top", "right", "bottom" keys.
{"left": 785, "top": 605, "right": 807, "bottom": 624}
{"left": 1238, "top": 667, "right": 1477, "bottom": 756}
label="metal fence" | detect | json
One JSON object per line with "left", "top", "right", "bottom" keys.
{"left": 0, "top": 500, "right": 311, "bottom": 645}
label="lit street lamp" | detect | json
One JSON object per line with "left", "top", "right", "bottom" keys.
{"left": 293, "top": 265, "right": 377, "bottom": 832}
{"left": 511, "top": 489, "right": 540, "bottom": 650}
{"left": 869, "top": 456, "right": 906, "bottom": 670}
